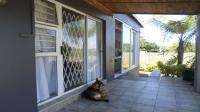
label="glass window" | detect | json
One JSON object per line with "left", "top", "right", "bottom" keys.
{"left": 35, "top": 27, "right": 56, "bottom": 53}
{"left": 35, "top": 0, "right": 58, "bottom": 25}
{"left": 122, "top": 25, "right": 131, "bottom": 71}
{"left": 87, "top": 18, "right": 102, "bottom": 82}
{"left": 36, "top": 56, "right": 58, "bottom": 103}
{"left": 35, "top": 0, "right": 58, "bottom": 103}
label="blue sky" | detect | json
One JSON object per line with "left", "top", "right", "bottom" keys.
{"left": 134, "top": 14, "right": 187, "bottom": 46}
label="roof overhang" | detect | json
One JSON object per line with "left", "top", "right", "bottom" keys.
{"left": 84, "top": 0, "right": 200, "bottom": 15}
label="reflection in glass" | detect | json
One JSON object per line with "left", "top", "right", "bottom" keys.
{"left": 35, "top": 0, "right": 58, "bottom": 25}
{"left": 122, "top": 25, "right": 131, "bottom": 71}
{"left": 35, "top": 27, "right": 56, "bottom": 53}
{"left": 62, "top": 7, "right": 85, "bottom": 91}
{"left": 87, "top": 19, "right": 101, "bottom": 82}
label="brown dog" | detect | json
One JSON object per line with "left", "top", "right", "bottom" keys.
{"left": 84, "top": 79, "right": 109, "bottom": 102}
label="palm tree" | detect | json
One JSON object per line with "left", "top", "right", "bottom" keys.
{"left": 152, "top": 16, "right": 196, "bottom": 65}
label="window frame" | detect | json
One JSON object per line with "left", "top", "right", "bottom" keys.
{"left": 34, "top": 0, "right": 59, "bottom": 27}
{"left": 35, "top": 0, "right": 60, "bottom": 104}
{"left": 115, "top": 18, "right": 138, "bottom": 73}
{"left": 86, "top": 16, "right": 103, "bottom": 82}
{"left": 131, "top": 29, "right": 137, "bottom": 66}
{"left": 35, "top": 24, "right": 59, "bottom": 56}
{"left": 35, "top": 0, "right": 103, "bottom": 106}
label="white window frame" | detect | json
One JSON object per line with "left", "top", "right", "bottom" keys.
{"left": 35, "top": 24, "right": 59, "bottom": 56}
{"left": 86, "top": 16, "right": 103, "bottom": 81}
{"left": 35, "top": 0, "right": 63, "bottom": 105}
{"left": 34, "top": 0, "right": 59, "bottom": 27}
{"left": 35, "top": 0, "right": 103, "bottom": 106}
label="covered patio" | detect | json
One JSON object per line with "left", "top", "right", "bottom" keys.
{"left": 1, "top": 0, "right": 200, "bottom": 112}
{"left": 57, "top": 74, "right": 200, "bottom": 112}
{"left": 84, "top": 0, "right": 200, "bottom": 93}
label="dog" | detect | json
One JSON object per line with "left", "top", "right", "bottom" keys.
{"left": 84, "top": 78, "right": 109, "bottom": 102}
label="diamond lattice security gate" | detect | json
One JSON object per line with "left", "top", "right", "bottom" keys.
{"left": 62, "top": 7, "right": 86, "bottom": 92}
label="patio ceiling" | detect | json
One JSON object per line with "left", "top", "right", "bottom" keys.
{"left": 84, "top": 0, "right": 200, "bottom": 15}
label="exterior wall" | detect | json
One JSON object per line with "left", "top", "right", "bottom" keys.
{"left": 195, "top": 15, "right": 200, "bottom": 93}
{"left": 0, "top": 0, "right": 37, "bottom": 112}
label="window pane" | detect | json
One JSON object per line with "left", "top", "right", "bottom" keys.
{"left": 36, "top": 56, "right": 58, "bottom": 103}
{"left": 122, "top": 25, "right": 131, "bottom": 71}
{"left": 62, "top": 7, "right": 85, "bottom": 91}
{"left": 35, "top": 0, "right": 58, "bottom": 25}
{"left": 35, "top": 27, "right": 56, "bottom": 53}
{"left": 87, "top": 19, "right": 101, "bottom": 82}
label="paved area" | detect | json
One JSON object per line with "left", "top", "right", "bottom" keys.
{"left": 57, "top": 75, "right": 200, "bottom": 112}
{"left": 150, "top": 70, "right": 161, "bottom": 77}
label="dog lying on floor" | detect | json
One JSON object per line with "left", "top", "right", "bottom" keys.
{"left": 83, "top": 78, "right": 109, "bottom": 102}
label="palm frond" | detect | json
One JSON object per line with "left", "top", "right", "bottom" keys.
{"left": 183, "top": 26, "right": 197, "bottom": 42}
{"left": 151, "top": 18, "right": 173, "bottom": 33}
{"left": 151, "top": 18, "right": 179, "bottom": 41}
{"left": 151, "top": 16, "right": 197, "bottom": 42}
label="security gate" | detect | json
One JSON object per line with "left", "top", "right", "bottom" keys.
{"left": 62, "top": 7, "right": 86, "bottom": 91}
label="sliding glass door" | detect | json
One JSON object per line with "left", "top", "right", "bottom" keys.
{"left": 87, "top": 18, "right": 102, "bottom": 82}
{"left": 122, "top": 24, "right": 136, "bottom": 71}
{"left": 122, "top": 25, "right": 131, "bottom": 71}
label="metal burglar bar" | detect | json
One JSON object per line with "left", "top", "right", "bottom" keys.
{"left": 62, "top": 7, "right": 86, "bottom": 91}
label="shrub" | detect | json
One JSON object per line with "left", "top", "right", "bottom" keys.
{"left": 139, "top": 65, "right": 146, "bottom": 71}
{"left": 157, "top": 61, "right": 186, "bottom": 77}
{"left": 174, "top": 64, "right": 186, "bottom": 77}
{"left": 183, "top": 56, "right": 195, "bottom": 81}
{"left": 139, "top": 64, "right": 159, "bottom": 72}
{"left": 186, "top": 56, "right": 195, "bottom": 70}
{"left": 146, "top": 64, "right": 159, "bottom": 72}
{"left": 122, "top": 64, "right": 129, "bottom": 69}
{"left": 166, "top": 55, "right": 177, "bottom": 65}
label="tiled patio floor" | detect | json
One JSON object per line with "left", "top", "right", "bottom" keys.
{"left": 57, "top": 75, "right": 200, "bottom": 112}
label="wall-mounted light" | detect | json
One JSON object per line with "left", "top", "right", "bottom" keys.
{"left": 0, "top": 0, "right": 7, "bottom": 6}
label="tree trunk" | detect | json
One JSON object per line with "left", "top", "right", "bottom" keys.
{"left": 177, "top": 39, "right": 184, "bottom": 65}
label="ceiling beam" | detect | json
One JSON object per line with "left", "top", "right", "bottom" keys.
{"left": 99, "top": 0, "right": 200, "bottom": 3}
{"left": 84, "top": 0, "right": 113, "bottom": 15}
{"left": 85, "top": 0, "right": 200, "bottom": 14}
{"left": 103, "top": 2, "right": 200, "bottom": 14}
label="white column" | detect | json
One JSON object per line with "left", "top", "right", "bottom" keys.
{"left": 195, "top": 15, "right": 200, "bottom": 93}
